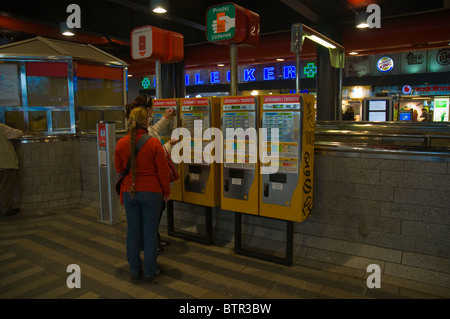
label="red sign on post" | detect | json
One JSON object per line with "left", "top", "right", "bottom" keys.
{"left": 131, "top": 25, "right": 184, "bottom": 62}
{"left": 97, "top": 123, "right": 107, "bottom": 147}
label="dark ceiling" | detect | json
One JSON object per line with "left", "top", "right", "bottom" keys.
{"left": 0, "top": 0, "right": 448, "bottom": 59}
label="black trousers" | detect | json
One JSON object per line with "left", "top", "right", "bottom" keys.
{"left": 0, "top": 169, "right": 18, "bottom": 215}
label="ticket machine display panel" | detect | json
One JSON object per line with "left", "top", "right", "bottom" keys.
{"left": 180, "top": 97, "right": 221, "bottom": 207}
{"left": 152, "top": 99, "right": 179, "bottom": 145}
{"left": 153, "top": 98, "right": 182, "bottom": 201}
{"left": 221, "top": 96, "right": 258, "bottom": 215}
{"left": 261, "top": 100, "right": 301, "bottom": 207}
{"left": 259, "top": 94, "right": 316, "bottom": 222}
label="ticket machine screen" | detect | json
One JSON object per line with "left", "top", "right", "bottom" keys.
{"left": 181, "top": 103, "right": 211, "bottom": 193}
{"left": 261, "top": 99, "right": 302, "bottom": 207}
{"left": 222, "top": 97, "right": 257, "bottom": 202}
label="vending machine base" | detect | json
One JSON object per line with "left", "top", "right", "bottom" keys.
{"left": 234, "top": 212, "right": 293, "bottom": 266}
{"left": 166, "top": 200, "right": 213, "bottom": 245}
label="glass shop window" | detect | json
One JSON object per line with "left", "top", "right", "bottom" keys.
{"left": 52, "top": 111, "right": 71, "bottom": 131}
{"left": 76, "top": 63, "right": 124, "bottom": 107}
{"left": 4, "top": 111, "right": 25, "bottom": 131}
{"left": 29, "top": 111, "right": 48, "bottom": 132}
{"left": 25, "top": 62, "right": 69, "bottom": 107}
{"left": 0, "top": 62, "right": 22, "bottom": 107}
{"left": 77, "top": 78, "right": 123, "bottom": 106}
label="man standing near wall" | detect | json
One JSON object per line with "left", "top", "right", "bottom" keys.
{"left": 0, "top": 123, "right": 23, "bottom": 217}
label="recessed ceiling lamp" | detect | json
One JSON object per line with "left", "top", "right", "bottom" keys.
{"left": 276, "top": 58, "right": 284, "bottom": 61}
{"left": 355, "top": 12, "right": 369, "bottom": 28}
{"left": 217, "top": 63, "right": 225, "bottom": 67}
{"left": 60, "top": 22, "right": 75, "bottom": 36}
{"left": 151, "top": 0, "right": 168, "bottom": 13}
{"left": 349, "top": 51, "right": 359, "bottom": 55}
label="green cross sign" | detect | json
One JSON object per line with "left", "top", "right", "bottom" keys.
{"left": 142, "top": 77, "right": 150, "bottom": 89}
{"left": 304, "top": 63, "right": 317, "bottom": 78}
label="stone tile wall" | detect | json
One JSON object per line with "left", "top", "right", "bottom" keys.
{"left": 13, "top": 138, "right": 81, "bottom": 215}
{"left": 12, "top": 137, "right": 450, "bottom": 288}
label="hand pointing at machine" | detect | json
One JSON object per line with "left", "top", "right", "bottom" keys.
{"left": 164, "top": 108, "right": 176, "bottom": 120}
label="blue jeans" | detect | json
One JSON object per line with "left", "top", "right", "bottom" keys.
{"left": 123, "top": 191, "right": 162, "bottom": 278}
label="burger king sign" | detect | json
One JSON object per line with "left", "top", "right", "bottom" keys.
{"left": 377, "top": 57, "right": 394, "bottom": 73}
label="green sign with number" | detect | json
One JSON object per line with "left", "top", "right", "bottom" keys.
{"left": 206, "top": 4, "right": 236, "bottom": 42}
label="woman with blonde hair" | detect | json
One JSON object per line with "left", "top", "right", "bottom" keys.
{"left": 126, "top": 94, "right": 177, "bottom": 251}
{"left": 115, "top": 107, "right": 170, "bottom": 282}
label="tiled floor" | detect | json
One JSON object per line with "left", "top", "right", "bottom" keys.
{"left": 0, "top": 205, "right": 448, "bottom": 300}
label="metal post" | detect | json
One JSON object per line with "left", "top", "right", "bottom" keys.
{"left": 230, "top": 43, "right": 238, "bottom": 96}
{"left": 97, "top": 121, "right": 120, "bottom": 225}
{"left": 291, "top": 24, "right": 303, "bottom": 93}
{"left": 155, "top": 59, "right": 162, "bottom": 99}
{"left": 338, "top": 51, "right": 344, "bottom": 121}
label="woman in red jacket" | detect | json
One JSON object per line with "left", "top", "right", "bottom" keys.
{"left": 115, "top": 107, "right": 170, "bottom": 282}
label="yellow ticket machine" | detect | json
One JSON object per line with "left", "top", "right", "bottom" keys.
{"left": 179, "top": 97, "right": 221, "bottom": 207}
{"left": 220, "top": 96, "right": 259, "bottom": 215}
{"left": 152, "top": 98, "right": 182, "bottom": 201}
{"left": 259, "top": 94, "right": 315, "bottom": 222}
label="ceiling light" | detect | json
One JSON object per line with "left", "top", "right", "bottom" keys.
{"left": 276, "top": 58, "right": 284, "bottom": 62}
{"left": 355, "top": 12, "right": 369, "bottom": 28}
{"left": 217, "top": 63, "right": 225, "bottom": 67}
{"left": 307, "top": 35, "right": 336, "bottom": 49}
{"left": 151, "top": 0, "right": 168, "bottom": 14}
{"left": 349, "top": 51, "right": 359, "bottom": 55}
{"left": 60, "top": 22, "right": 75, "bottom": 36}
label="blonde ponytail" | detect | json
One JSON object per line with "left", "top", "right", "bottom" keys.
{"left": 127, "top": 107, "right": 149, "bottom": 198}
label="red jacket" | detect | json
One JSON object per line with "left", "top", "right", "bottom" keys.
{"left": 114, "top": 129, "right": 170, "bottom": 203}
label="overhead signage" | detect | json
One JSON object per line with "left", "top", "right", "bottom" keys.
{"left": 131, "top": 25, "right": 184, "bottom": 62}
{"left": 131, "top": 26, "right": 156, "bottom": 60}
{"left": 402, "top": 85, "right": 412, "bottom": 94}
{"left": 436, "top": 48, "right": 450, "bottom": 66}
{"left": 206, "top": 3, "right": 259, "bottom": 45}
{"left": 303, "top": 63, "right": 317, "bottom": 78}
{"left": 377, "top": 57, "right": 394, "bottom": 72}
{"left": 206, "top": 3, "right": 244, "bottom": 43}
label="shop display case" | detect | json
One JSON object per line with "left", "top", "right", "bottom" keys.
{"left": 0, "top": 36, "right": 128, "bottom": 135}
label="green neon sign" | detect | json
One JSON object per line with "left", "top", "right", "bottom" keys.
{"left": 303, "top": 63, "right": 317, "bottom": 78}
{"left": 142, "top": 77, "right": 150, "bottom": 89}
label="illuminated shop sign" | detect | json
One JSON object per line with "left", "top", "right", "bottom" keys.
{"left": 174, "top": 63, "right": 316, "bottom": 88}
{"left": 387, "top": 84, "right": 450, "bottom": 96}
{"left": 402, "top": 85, "right": 412, "bottom": 94}
{"left": 303, "top": 63, "right": 317, "bottom": 78}
{"left": 377, "top": 57, "right": 394, "bottom": 72}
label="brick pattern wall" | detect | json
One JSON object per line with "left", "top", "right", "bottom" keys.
{"left": 161, "top": 152, "right": 450, "bottom": 288}
{"left": 13, "top": 138, "right": 81, "bottom": 215}
{"left": 12, "top": 137, "right": 450, "bottom": 288}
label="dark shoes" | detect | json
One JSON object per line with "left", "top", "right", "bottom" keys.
{"left": 131, "top": 266, "right": 162, "bottom": 282}
{"left": 1, "top": 208, "right": 20, "bottom": 217}
{"left": 157, "top": 239, "right": 169, "bottom": 252}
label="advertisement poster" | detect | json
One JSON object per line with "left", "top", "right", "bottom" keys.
{"left": 433, "top": 97, "right": 449, "bottom": 122}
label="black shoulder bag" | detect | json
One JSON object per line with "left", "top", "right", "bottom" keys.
{"left": 115, "top": 134, "right": 151, "bottom": 196}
